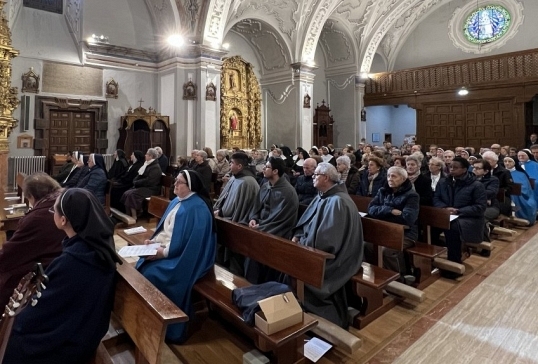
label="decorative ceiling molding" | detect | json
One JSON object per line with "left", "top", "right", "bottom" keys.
{"left": 448, "top": 0, "right": 524, "bottom": 55}
{"left": 328, "top": 74, "right": 355, "bottom": 90}
{"left": 232, "top": 0, "right": 299, "bottom": 40}
{"left": 145, "top": 0, "right": 181, "bottom": 37}
{"left": 380, "top": 0, "right": 444, "bottom": 70}
{"left": 300, "top": 0, "right": 340, "bottom": 62}
{"left": 65, "top": 0, "right": 82, "bottom": 44}
{"left": 231, "top": 19, "right": 290, "bottom": 72}
{"left": 203, "top": 0, "right": 230, "bottom": 44}
{"left": 265, "top": 84, "right": 295, "bottom": 105}
{"left": 319, "top": 20, "right": 353, "bottom": 64}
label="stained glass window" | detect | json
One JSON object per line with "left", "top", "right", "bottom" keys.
{"left": 464, "top": 5, "right": 511, "bottom": 44}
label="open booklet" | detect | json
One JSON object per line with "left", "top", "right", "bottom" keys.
{"left": 118, "top": 243, "right": 161, "bottom": 258}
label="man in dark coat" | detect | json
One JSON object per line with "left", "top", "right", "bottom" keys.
{"left": 367, "top": 166, "right": 419, "bottom": 277}
{"left": 295, "top": 158, "right": 317, "bottom": 204}
{"left": 434, "top": 157, "right": 487, "bottom": 265}
{"left": 155, "top": 146, "right": 169, "bottom": 173}
{"left": 292, "top": 162, "right": 363, "bottom": 328}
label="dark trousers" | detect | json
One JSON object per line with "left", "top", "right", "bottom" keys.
{"left": 443, "top": 223, "right": 463, "bottom": 263}
{"left": 364, "top": 238, "right": 415, "bottom": 276}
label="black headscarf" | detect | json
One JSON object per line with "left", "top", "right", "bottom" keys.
{"left": 179, "top": 170, "right": 216, "bottom": 232}
{"left": 58, "top": 188, "right": 122, "bottom": 269}
{"left": 133, "top": 150, "right": 145, "bottom": 165}
{"left": 92, "top": 153, "right": 108, "bottom": 179}
{"left": 116, "top": 149, "right": 129, "bottom": 168}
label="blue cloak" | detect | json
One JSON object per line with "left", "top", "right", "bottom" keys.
{"left": 520, "top": 160, "right": 538, "bottom": 207}
{"left": 509, "top": 169, "right": 537, "bottom": 225}
{"left": 136, "top": 194, "right": 216, "bottom": 342}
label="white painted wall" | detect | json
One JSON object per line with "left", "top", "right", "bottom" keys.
{"left": 394, "top": 0, "right": 538, "bottom": 70}
{"left": 83, "top": 0, "right": 156, "bottom": 50}
{"left": 365, "top": 105, "right": 416, "bottom": 146}
{"left": 12, "top": 7, "right": 79, "bottom": 64}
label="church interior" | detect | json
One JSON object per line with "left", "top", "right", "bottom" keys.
{"left": 2, "top": 0, "right": 538, "bottom": 363}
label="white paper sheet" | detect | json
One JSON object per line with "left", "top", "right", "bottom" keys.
{"left": 118, "top": 243, "right": 160, "bottom": 257}
{"left": 450, "top": 214, "right": 459, "bottom": 222}
{"left": 123, "top": 226, "right": 148, "bottom": 235}
{"left": 359, "top": 212, "right": 367, "bottom": 217}
{"left": 304, "top": 337, "right": 332, "bottom": 362}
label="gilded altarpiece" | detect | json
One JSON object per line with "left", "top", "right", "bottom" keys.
{"left": 220, "top": 56, "right": 261, "bottom": 149}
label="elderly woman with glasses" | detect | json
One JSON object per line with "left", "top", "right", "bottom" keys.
{"left": 4, "top": 188, "right": 121, "bottom": 363}
{"left": 137, "top": 170, "right": 216, "bottom": 343}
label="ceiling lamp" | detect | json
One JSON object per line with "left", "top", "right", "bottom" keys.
{"left": 458, "top": 87, "right": 469, "bottom": 96}
{"left": 167, "top": 34, "right": 184, "bottom": 47}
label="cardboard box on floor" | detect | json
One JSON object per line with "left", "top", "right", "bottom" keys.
{"left": 255, "top": 292, "right": 303, "bottom": 335}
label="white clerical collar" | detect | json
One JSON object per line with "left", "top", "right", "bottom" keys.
{"left": 178, "top": 192, "right": 195, "bottom": 201}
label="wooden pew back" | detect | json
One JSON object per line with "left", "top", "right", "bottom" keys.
{"left": 360, "top": 216, "right": 405, "bottom": 252}
{"left": 216, "top": 218, "right": 333, "bottom": 288}
{"left": 113, "top": 260, "right": 188, "bottom": 364}
{"left": 351, "top": 195, "right": 372, "bottom": 213}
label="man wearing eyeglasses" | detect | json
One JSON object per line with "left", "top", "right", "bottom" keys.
{"left": 244, "top": 157, "right": 299, "bottom": 283}
{"left": 291, "top": 162, "right": 363, "bottom": 328}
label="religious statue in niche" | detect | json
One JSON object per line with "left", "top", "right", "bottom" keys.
{"left": 228, "top": 71, "right": 237, "bottom": 90}
{"left": 206, "top": 82, "right": 216, "bottom": 101}
{"left": 303, "top": 93, "right": 311, "bottom": 108}
{"left": 105, "top": 78, "right": 119, "bottom": 99}
{"left": 21, "top": 67, "right": 39, "bottom": 94}
{"left": 361, "top": 107, "right": 367, "bottom": 122}
{"left": 183, "top": 80, "right": 197, "bottom": 100}
{"left": 229, "top": 111, "right": 239, "bottom": 130}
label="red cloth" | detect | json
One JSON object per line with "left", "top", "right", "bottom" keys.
{"left": 0, "top": 190, "right": 65, "bottom": 308}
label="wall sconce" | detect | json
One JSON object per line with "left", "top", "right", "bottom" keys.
{"left": 457, "top": 86, "right": 469, "bottom": 96}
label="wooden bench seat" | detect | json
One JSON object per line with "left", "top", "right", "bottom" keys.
{"left": 350, "top": 216, "right": 424, "bottom": 329}
{"left": 351, "top": 196, "right": 454, "bottom": 288}
{"left": 193, "top": 218, "right": 362, "bottom": 361}
{"left": 93, "top": 259, "right": 188, "bottom": 364}
{"left": 195, "top": 265, "right": 318, "bottom": 363}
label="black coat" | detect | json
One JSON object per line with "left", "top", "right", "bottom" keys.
{"left": 433, "top": 172, "right": 487, "bottom": 243}
{"left": 133, "top": 160, "right": 162, "bottom": 195}
{"left": 357, "top": 168, "right": 386, "bottom": 197}
{"left": 412, "top": 174, "right": 433, "bottom": 206}
{"left": 368, "top": 179, "right": 420, "bottom": 241}
{"left": 477, "top": 173, "right": 500, "bottom": 210}
{"left": 345, "top": 167, "right": 361, "bottom": 195}
{"left": 492, "top": 165, "right": 514, "bottom": 215}
{"left": 193, "top": 161, "right": 213, "bottom": 191}
{"left": 295, "top": 174, "right": 317, "bottom": 205}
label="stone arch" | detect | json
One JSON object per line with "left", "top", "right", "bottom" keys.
{"left": 318, "top": 16, "right": 358, "bottom": 69}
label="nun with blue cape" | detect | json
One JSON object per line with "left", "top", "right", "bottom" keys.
{"left": 504, "top": 156, "right": 536, "bottom": 225}
{"left": 517, "top": 150, "right": 538, "bottom": 208}
{"left": 136, "top": 170, "right": 216, "bottom": 343}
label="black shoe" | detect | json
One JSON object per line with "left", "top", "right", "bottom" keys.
{"left": 479, "top": 249, "right": 491, "bottom": 257}
{"left": 440, "top": 270, "right": 462, "bottom": 280}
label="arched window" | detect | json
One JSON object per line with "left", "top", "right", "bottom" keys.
{"left": 464, "top": 5, "right": 511, "bottom": 44}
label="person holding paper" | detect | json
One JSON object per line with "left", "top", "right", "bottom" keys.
{"left": 434, "top": 157, "right": 487, "bottom": 269}
{"left": 136, "top": 170, "right": 216, "bottom": 343}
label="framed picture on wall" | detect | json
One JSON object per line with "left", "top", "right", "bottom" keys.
{"left": 372, "top": 133, "right": 380, "bottom": 143}
{"left": 17, "top": 134, "right": 33, "bottom": 149}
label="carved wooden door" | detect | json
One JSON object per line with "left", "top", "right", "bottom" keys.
{"left": 48, "top": 110, "right": 93, "bottom": 156}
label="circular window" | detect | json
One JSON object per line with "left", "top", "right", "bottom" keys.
{"left": 449, "top": 0, "right": 523, "bottom": 54}
{"left": 464, "top": 5, "right": 511, "bottom": 44}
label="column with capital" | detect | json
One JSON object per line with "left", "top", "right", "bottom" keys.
{"left": 291, "top": 62, "right": 317, "bottom": 150}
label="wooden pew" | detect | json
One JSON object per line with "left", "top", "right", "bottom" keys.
{"left": 94, "top": 260, "right": 188, "bottom": 364}
{"left": 194, "top": 218, "right": 346, "bottom": 363}
{"left": 351, "top": 217, "right": 424, "bottom": 329}
{"left": 116, "top": 196, "right": 170, "bottom": 246}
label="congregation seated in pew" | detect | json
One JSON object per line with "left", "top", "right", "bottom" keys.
{"left": 136, "top": 170, "right": 216, "bottom": 343}
{"left": 3, "top": 188, "right": 122, "bottom": 364}
{"left": 76, "top": 153, "right": 108, "bottom": 206}
{"left": 503, "top": 156, "right": 537, "bottom": 225}
{"left": 121, "top": 148, "right": 162, "bottom": 221}
{"left": 0, "top": 173, "right": 65, "bottom": 309}
{"left": 109, "top": 150, "right": 145, "bottom": 211}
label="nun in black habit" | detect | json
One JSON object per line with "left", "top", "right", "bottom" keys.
{"left": 4, "top": 188, "right": 122, "bottom": 364}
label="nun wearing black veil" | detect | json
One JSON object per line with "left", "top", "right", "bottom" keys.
{"left": 136, "top": 170, "right": 216, "bottom": 343}
{"left": 4, "top": 188, "right": 122, "bottom": 364}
